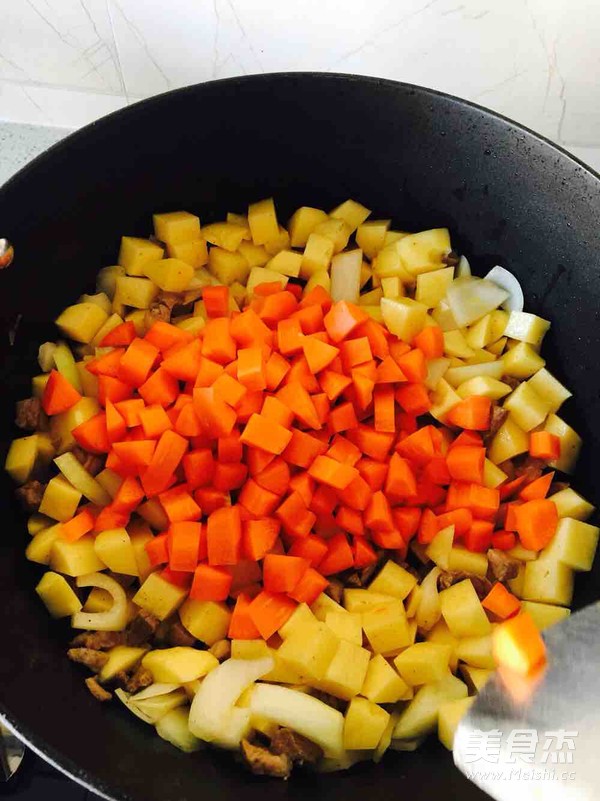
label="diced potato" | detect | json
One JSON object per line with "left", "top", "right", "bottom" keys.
{"left": 380, "top": 276, "right": 403, "bottom": 299}
{"left": 288, "top": 206, "right": 328, "bottom": 248}
{"left": 178, "top": 598, "right": 231, "bottom": 643}
{"left": 384, "top": 230, "right": 409, "bottom": 247}
{"left": 80, "top": 292, "right": 112, "bottom": 315}
{"left": 432, "top": 299, "right": 458, "bottom": 331}
{"left": 466, "top": 313, "right": 496, "bottom": 349}
{"left": 128, "top": 520, "right": 154, "bottom": 582}
{"left": 381, "top": 297, "right": 427, "bottom": 342}
{"left": 207, "top": 248, "right": 250, "bottom": 286}
{"left": 143, "top": 258, "right": 194, "bottom": 292}
{"left": 504, "top": 311, "right": 550, "bottom": 347}
{"left": 245, "top": 267, "right": 288, "bottom": 295}
{"left": 362, "top": 305, "right": 384, "bottom": 322}
{"left": 301, "top": 233, "right": 335, "bottom": 278}
{"left": 369, "top": 561, "right": 417, "bottom": 601}
{"left": 50, "top": 535, "right": 106, "bottom": 576}
{"left": 416, "top": 267, "right": 455, "bottom": 308}
{"left": 362, "top": 601, "right": 412, "bottom": 654}
{"left": 152, "top": 211, "right": 201, "bottom": 245}
{"left": 138, "top": 498, "right": 170, "bottom": 531}
{"left": 305, "top": 269, "right": 331, "bottom": 295}
{"left": 393, "top": 642, "right": 451, "bottom": 686}
{"left": 487, "top": 336, "right": 507, "bottom": 355}
{"left": 94, "top": 528, "right": 138, "bottom": 576}
{"left": 456, "top": 633, "right": 496, "bottom": 669}
{"left": 457, "top": 376, "right": 512, "bottom": 400}
{"left": 343, "top": 589, "right": 398, "bottom": 613}
{"left": 330, "top": 199, "right": 371, "bottom": 232}
{"left": 425, "top": 357, "right": 451, "bottom": 391}
{"left": 237, "top": 241, "right": 269, "bottom": 269}
{"left": 113, "top": 275, "right": 158, "bottom": 310}
{"left": 5, "top": 434, "right": 40, "bottom": 484}
{"left": 443, "top": 330, "right": 475, "bottom": 359}
{"left": 176, "top": 317, "right": 206, "bottom": 335}
{"left": 488, "top": 415, "right": 529, "bottom": 464}
{"left": 100, "top": 645, "right": 147, "bottom": 682}
{"left": 483, "top": 459, "right": 508, "bottom": 489}
{"left": 459, "top": 664, "right": 493, "bottom": 694}
{"left": 278, "top": 621, "right": 339, "bottom": 681}
{"left": 25, "top": 524, "right": 62, "bottom": 565}
{"left": 330, "top": 249, "right": 362, "bottom": 303}
{"left": 358, "top": 287, "right": 384, "bottom": 305}
{"left": 127, "top": 309, "right": 149, "bottom": 336}
{"left": 142, "top": 647, "right": 218, "bottom": 683}
{"left": 522, "top": 555, "right": 574, "bottom": 606}
{"left": 202, "top": 222, "right": 246, "bottom": 252}
{"left": 527, "top": 368, "right": 571, "bottom": 413}
{"left": 118, "top": 236, "right": 164, "bottom": 276}
{"left": 356, "top": 220, "right": 390, "bottom": 260}
{"left": 425, "top": 525, "right": 455, "bottom": 570}
{"left": 398, "top": 228, "right": 451, "bottom": 276}
{"left": 503, "top": 341, "right": 545, "bottom": 378}
{"left": 429, "top": 378, "right": 462, "bottom": 424}
{"left": 52, "top": 341, "right": 82, "bottom": 391}
{"left": 405, "top": 585, "right": 422, "bottom": 619}
{"left": 248, "top": 198, "right": 279, "bottom": 245}
{"left": 544, "top": 414, "right": 582, "bottom": 474}
{"left": 95, "top": 468, "right": 123, "bottom": 499}
{"left": 96, "top": 265, "right": 125, "bottom": 298}
{"left": 54, "top": 452, "right": 111, "bottom": 506}
{"left": 311, "top": 592, "right": 348, "bottom": 621}
{"left": 56, "top": 302, "right": 108, "bottom": 344}
{"left": 543, "top": 517, "right": 599, "bottom": 571}
{"left": 344, "top": 696, "right": 389, "bottom": 750}
{"left": 278, "top": 603, "right": 318, "bottom": 639}
{"left": 83, "top": 587, "right": 114, "bottom": 613}
{"left": 89, "top": 314, "right": 123, "bottom": 350}
{"left": 28, "top": 514, "right": 52, "bottom": 536}
{"left": 264, "top": 225, "right": 291, "bottom": 256}
{"left": 372, "top": 244, "right": 413, "bottom": 282}
{"left": 266, "top": 250, "right": 302, "bottom": 278}
{"left": 231, "top": 639, "right": 270, "bottom": 660}
{"left": 317, "top": 640, "right": 371, "bottom": 700}
{"left": 439, "top": 579, "right": 491, "bottom": 637}
{"left": 39, "top": 475, "right": 82, "bottom": 522}
{"left": 506, "top": 543, "right": 538, "bottom": 561}
{"left": 314, "top": 219, "right": 351, "bottom": 254}
{"left": 503, "top": 382, "right": 552, "bottom": 431}
{"left": 445, "top": 360, "right": 504, "bottom": 387}
{"left": 438, "top": 696, "right": 475, "bottom": 750}
{"left": 520, "top": 600, "right": 570, "bottom": 630}
{"left": 167, "top": 239, "right": 208, "bottom": 268}
{"left": 325, "top": 611, "right": 363, "bottom": 646}
{"left": 465, "top": 348, "right": 497, "bottom": 365}
{"left": 508, "top": 562, "right": 526, "bottom": 597}
{"left": 134, "top": 573, "right": 188, "bottom": 621}
{"left": 156, "top": 706, "right": 203, "bottom": 753}
{"left": 361, "top": 654, "right": 412, "bottom": 703}
{"left": 415, "top": 566, "right": 442, "bottom": 632}
{"left": 393, "top": 673, "right": 468, "bottom": 740}
{"left": 551, "top": 488, "right": 595, "bottom": 520}
{"left": 36, "top": 570, "right": 82, "bottom": 617}
{"left": 226, "top": 212, "right": 251, "bottom": 236}
{"left": 32, "top": 373, "right": 50, "bottom": 398}
{"left": 425, "top": 619, "right": 459, "bottom": 672}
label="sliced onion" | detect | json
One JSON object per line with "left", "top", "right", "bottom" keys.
{"left": 446, "top": 276, "right": 509, "bottom": 327}
{"left": 456, "top": 255, "right": 471, "bottom": 278}
{"left": 72, "top": 572, "right": 128, "bottom": 631}
{"left": 484, "top": 265, "right": 524, "bottom": 312}
{"left": 131, "top": 683, "right": 181, "bottom": 701}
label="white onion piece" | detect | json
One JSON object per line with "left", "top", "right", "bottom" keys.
{"left": 131, "top": 683, "right": 180, "bottom": 701}
{"left": 115, "top": 689, "right": 153, "bottom": 724}
{"left": 484, "top": 265, "right": 524, "bottom": 312}
{"left": 446, "top": 276, "right": 509, "bottom": 327}
{"left": 456, "top": 255, "right": 471, "bottom": 278}
{"left": 72, "top": 572, "right": 128, "bottom": 631}
{"left": 330, "top": 248, "right": 362, "bottom": 303}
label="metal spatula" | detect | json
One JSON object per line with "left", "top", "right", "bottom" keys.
{"left": 454, "top": 601, "right": 600, "bottom": 801}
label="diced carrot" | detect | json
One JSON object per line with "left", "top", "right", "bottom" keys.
{"left": 519, "top": 471, "right": 554, "bottom": 502}
{"left": 277, "top": 318, "right": 304, "bottom": 356}
{"left": 41, "top": 370, "right": 82, "bottom": 415}
{"left": 213, "top": 462, "right": 248, "bottom": 491}
{"left": 114, "top": 398, "right": 145, "bottom": 427}
{"left": 492, "top": 611, "right": 547, "bottom": 675}
{"left": 299, "top": 284, "right": 332, "bottom": 311}
{"left": 301, "top": 336, "right": 339, "bottom": 375}
{"left": 292, "top": 303, "right": 325, "bottom": 334}
{"left": 328, "top": 401, "right": 358, "bottom": 434}
{"left": 354, "top": 318, "right": 389, "bottom": 360}
{"left": 385, "top": 453, "right": 417, "bottom": 500}
{"left": 335, "top": 506, "right": 364, "bottom": 537}
{"left": 340, "top": 337, "right": 372, "bottom": 371}
{"left": 288, "top": 567, "right": 329, "bottom": 604}
{"left": 237, "top": 347, "right": 267, "bottom": 392}
{"left": 264, "top": 350, "right": 290, "bottom": 390}
{"left": 388, "top": 341, "right": 412, "bottom": 363}
{"left": 205, "top": 506, "right": 242, "bottom": 565}
{"left": 499, "top": 475, "right": 527, "bottom": 500}
{"left": 194, "top": 357, "right": 224, "bottom": 388}
{"left": 308, "top": 456, "right": 358, "bottom": 490}
{"left": 483, "top": 582, "right": 521, "bottom": 620}
{"left": 395, "top": 349, "right": 427, "bottom": 383}
{"left": 216, "top": 433, "right": 242, "bottom": 464}
{"left": 318, "top": 533, "right": 354, "bottom": 575}
{"left": 464, "top": 519, "right": 494, "bottom": 552}
{"left": 336, "top": 474, "right": 371, "bottom": 512}
{"left": 436, "top": 507, "right": 472, "bottom": 538}
{"left": 375, "top": 355, "right": 406, "bottom": 384}
{"left": 263, "top": 554, "right": 309, "bottom": 593}
{"left": 138, "top": 404, "right": 172, "bottom": 439}
{"left": 347, "top": 425, "right": 394, "bottom": 462}
{"left": 235, "top": 390, "right": 264, "bottom": 423}
{"left": 529, "top": 431, "right": 561, "bottom": 460}
{"left": 228, "top": 592, "right": 261, "bottom": 639}
{"left": 248, "top": 590, "right": 297, "bottom": 639}
{"left": 246, "top": 447, "right": 276, "bottom": 476}
{"left": 141, "top": 430, "right": 188, "bottom": 496}
{"left": 352, "top": 537, "right": 378, "bottom": 568}
{"left": 160, "top": 567, "right": 193, "bottom": 589}
{"left": 413, "top": 326, "right": 444, "bottom": 359}
{"left": 173, "top": 402, "right": 201, "bottom": 437}
{"left": 350, "top": 369, "right": 375, "bottom": 411}
{"left": 260, "top": 395, "right": 294, "bottom": 428}
{"left": 320, "top": 370, "right": 352, "bottom": 402}
{"left": 468, "top": 484, "right": 501, "bottom": 518}
{"left": 277, "top": 381, "right": 320, "bottom": 430}
{"left": 356, "top": 458, "right": 388, "bottom": 491}
{"left": 193, "top": 487, "right": 229, "bottom": 516}
{"left": 240, "top": 413, "right": 292, "bottom": 455}
{"left": 417, "top": 508, "right": 439, "bottom": 544}
{"left": 276, "top": 492, "right": 316, "bottom": 539}
{"left": 60, "top": 507, "right": 96, "bottom": 542}
{"left": 253, "top": 458, "right": 290, "bottom": 497}
{"left": 396, "top": 383, "right": 432, "bottom": 416}
{"left": 192, "top": 387, "right": 237, "bottom": 438}
{"left": 446, "top": 445, "right": 485, "bottom": 483}
{"left": 103, "top": 399, "right": 126, "bottom": 444}
{"left": 86, "top": 348, "right": 125, "bottom": 377}
{"left": 396, "top": 426, "right": 436, "bottom": 466}
{"left": 450, "top": 430, "right": 484, "bottom": 449}
{"left": 392, "top": 507, "right": 421, "bottom": 542}
{"left": 105, "top": 451, "right": 137, "bottom": 478}
{"left": 259, "top": 291, "right": 298, "bottom": 325}
{"left": 309, "top": 484, "right": 339, "bottom": 516}
{"left": 283, "top": 355, "right": 320, "bottom": 394}
{"left": 288, "top": 471, "right": 316, "bottom": 506}
{"left": 161, "top": 338, "right": 202, "bottom": 382}
{"left": 212, "top": 373, "right": 247, "bottom": 409}
{"left": 100, "top": 321, "right": 137, "bottom": 348}
{"left": 238, "top": 478, "right": 280, "bottom": 517}
{"left": 230, "top": 308, "right": 273, "bottom": 348}
{"left": 182, "top": 449, "right": 215, "bottom": 490}
{"left": 112, "top": 475, "right": 144, "bottom": 514}
{"left": 159, "top": 484, "right": 202, "bottom": 523}
{"left": 112, "top": 440, "right": 156, "bottom": 470}
{"left": 282, "top": 429, "right": 327, "bottom": 468}
{"left": 326, "top": 435, "right": 361, "bottom": 466}
{"left": 202, "top": 285, "right": 229, "bottom": 318}
{"left": 201, "top": 317, "right": 237, "bottom": 365}
{"left": 138, "top": 367, "right": 179, "bottom": 407}
{"left": 323, "top": 301, "right": 367, "bottom": 343}
{"left": 373, "top": 386, "right": 395, "bottom": 433}
{"left": 146, "top": 533, "right": 170, "bottom": 567}
{"left": 189, "top": 562, "right": 232, "bottom": 601}
{"left": 422, "top": 456, "right": 451, "bottom": 486}
{"left": 364, "top": 490, "right": 394, "bottom": 532}
{"left": 492, "top": 530, "right": 517, "bottom": 550}
{"left": 288, "top": 535, "right": 328, "bottom": 568}
{"left": 504, "top": 503, "right": 521, "bottom": 532}
{"left": 243, "top": 518, "right": 281, "bottom": 561}
{"left": 71, "top": 413, "right": 111, "bottom": 458}
{"left": 447, "top": 396, "right": 492, "bottom": 431}
{"left": 116, "top": 338, "right": 159, "bottom": 387}
{"left": 145, "top": 320, "right": 194, "bottom": 352}
{"left": 168, "top": 521, "right": 202, "bottom": 572}
{"left": 515, "top": 498, "right": 558, "bottom": 551}
{"left": 371, "top": 528, "right": 405, "bottom": 550}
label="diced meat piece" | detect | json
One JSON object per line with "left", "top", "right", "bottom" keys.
{"left": 126, "top": 609, "right": 161, "bottom": 646}
{"left": 15, "top": 480, "right": 45, "bottom": 512}
{"left": 310, "top": 689, "right": 346, "bottom": 712}
{"left": 85, "top": 677, "right": 112, "bottom": 702}
{"left": 125, "top": 666, "right": 153, "bottom": 693}
{"left": 503, "top": 376, "right": 521, "bottom": 390}
{"left": 344, "top": 571, "right": 362, "bottom": 588}
{"left": 437, "top": 571, "right": 492, "bottom": 600}
{"left": 15, "top": 398, "right": 42, "bottom": 431}
{"left": 515, "top": 456, "right": 545, "bottom": 483}
{"left": 270, "top": 728, "right": 323, "bottom": 765}
{"left": 487, "top": 549, "right": 520, "bottom": 583}
{"left": 498, "top": 459, "right": 516, "bottom": 481}
{"left": 68, "top": 648, "right": 109, "bottom": 672}
{"left": 241, "top": 739, "right": 292, "bottom": 779}
{"left": 326, "top": 578, "right": 344, "bottom": 604}
{"left": 71, "top": 631, "right": 125, "bottom": 650}
{"left": 549, "top": 481, "right": 570, "bottom": 496}
{"left": 167, "top": 620, "right": 197, "bottom": 648}
{"left": 72, "top": 445, "right": 104, "bottom": 477}
{"left": 484, "top": 406, "right": 508, "bottom": 443}
{"left": 410, "top": 540, "right": 431, "bottom": 565}
{"left": 209, "top": 639, "right": 231, "bottom": 662}
{"left": 145, "top": 292, "right": 179, "bottom": 326}
{"left": 442, "top": 250, "right": 460, "bottom": 267}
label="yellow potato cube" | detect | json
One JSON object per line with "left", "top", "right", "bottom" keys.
{"left": 358, "top": 288, "right": 384, "bottom": 305}
{"left": 142, "top": 647, "right": 218, "bottom": 683}
{"left": 26, "top": 524, "right": 62, "bottom": 565}
{"left": 304, "top": 269, "right": 331, "bottom": 295}
{"left": 178, "top": 598, "right": 230, "bottom": 642}
{"left": 95, "top": 468, "right": 123, "bottom": 499}
{"left": 380, "top": 276, "right": 403, "bottom": 299}
{"left": 28, "top": 514, "right": 52, "bottom": 536}
{"left": 56, "top": 302, "right": 109, "bottom": 344}
{"left": 113, "top": 276, "right": 158, "bottom": 310}
{"left": 246, "top": 267, "right": 288, "bottom": 295}
{"left": 457, "top": 376, "right": 512, "bottom": 400}
{"left": 465, "top": 348, "right": 497, "bottom": 366}
{"left": 393, "top": 673, "right": 467, "bottom": 740}
{"left": 36, "top": 571, "right": 82, "bottom": 618}
{"left": 487, "top": 336, "right": 508, "bottom": 355}
{"left": 288, "top": 206, "right": 328, "bottom": 248}
{"left": 126, "top": 309, "right": 149, "bottom": 336}
{"left": 129, "top": 520, "right": 154, "bottom": 582}
{"left": 264, "top": 225, "right": 291, "bottom": 256}
{"left": 459, "top": 664, "right": 493, "bottom": 694}
{"left": 325, "top": 611, "right": 363, "bottom": 646}
{"left": 99, "top": 645, "right": 147, "bottom": 682}
{"left": 54, "top": 452, "right": 110, "bottom": 506}
{"left": 248, "top": 197, "right": 279, "bottom": 245}
{"left": 508, "top": 562, "right": 526, "bottom": 597}
{"left": 278, "top": 603, "right": 318, "bottom": 639}
{"left": 167, "top": 238, "right": 208, "bottom": 268}
{"left": 32, "top": 373, "right": 50, "bottom": 398}
{"left": 520, "top": 600, "right": 570, "bottom": 631}
{"left": 75, "top": 361, "right": 98, "bottom": 397}
{"left": 318, "top": 640, "right": 371, "bottom": 700}
{"left": 137, "top": 498, "right": 169, "bottom": 531}
{"left": 226, "top": 212, "right": 251, "bottom": 238}
{"left": 39, "top": 475, "right": 82, "bottom": 522}
{"left": 133, "top": 573, "right": 188, "bottom": 621}
{"left": 372, "top": 243, "right": 413, "bottom": 283}
{"left": 429, "top": 378, "right": 462, "bottom": 423}
{"left": 416, "top": 267, "right": 455, "bottom": 308}
{"left": 231, "top": 639, "right": 271, "bottom": 660}
{"left": 143, "top": 258, "right": 194, "bottom": 292}
{"left": 356, "top": 220, "right": 391, "bottom": 260}
{"left": 207, "top": 248, "right": 249, "bottom": 286}
{"left": 503, "top": 382, "right": 552, "bottom": 431}
{"left": 311, "top": 592, "right": 347, "bottom": 621}
{"left": 330, "top": 199, "right": 371, "bottom": 232}
{"left": 369, "top": 561, "right": 417, "bottom": 601}
{"left": 438, "top": 696, "right": 475, "bottom": 750}
{"left": 466, "top": 314, "right": 495, "bottom": 349}
{"left": 425, "top": 525, "right": 455, "bottom": 570}
{"left": 381, "top": 297, "right": 428, "bottom": 342}
{"left": 176, "top": 317, "right": 206, "bottom": 335}
{"left": 343, "top": 589, "right": 398, "bottom": 613}
{"left": 443, "top": 330, "right": 475, "bottom": 359}
{"left": 456, "top": 633, "right": 496, "bottom": 669}
{"left": 504, "top": 311, "right": 550, "bottom": 347}
{"left": 544, "top": 414, "right": 582, "bottom": 474}
{"left": 50, "top": 535, "right": 106, "bottom": 576}
{"left": 96, "top": 264, "right": 125, "bottom": 298}
{"left": 445, "top": 360, "right": 504, "bottom": 386}
{"left": 543, "top": 517, "right": 599, "bottom": 571}
{"left": 94, "top": 528, "right": 138, "bottom": 576}
{"left": 361, "top": 654, "right": 412, "bottom": 703}
{"left": 483, "top": 459, "right": 508, "bottom": 489}
{"left": 506, "top": 543, "right": 538, "bottom": 562}
{"left": 266, "top": 250, "right": 303, "bottom": 278}
{"left": 5, "top": 435, "right": 40, "bottom": 485}
{"left": 488, "top": 415, "right": 529, "bottom": 464}
{"left": 361, "top": 601, "right": 412, "bottom": 654}
{"left": 503, "top": 341, "right": 545, "bottom": 378}
{"left": 363, "top": 305, "right": 384, "bottom": 323}
{"left": 551, "top": 488, "right": 595, "bottom": 520}
{"left": 90, "top": 313, "right": 123, "bottom": 350}
{"left": 202, "top": 221, "right": 247, "bottom": 252}
{"left": 405, "top": 585, "right": 422, "bottom": 619}
{"left": 393, "top": 642, "right": 452, "bottom": 686}
{"left": 384, "top": 230, "right": 409, "bottom": 246}
{"left": 522, "top": 556, "right": 574, "bottom": 606}
{"left": 83, "top": 587, "right": 115, "bottom": 613}
{"left": 277, "top": 622, "right": 339, "bottom": 681}
{"left": 313, "top": 218, "right": 351, "bottom": 254}
{"left": 343, "top": 697, "right": 389, "bottom": 750}
{"left": 238, "top": 241, "right": 270, "bottom": 268}
{"left": 119, "top": 236, "right": 164, "bottom": 276}
{"left": 153, "top": 211, "right": 201, "bottom": 245}
{"left": 301, "top": 232, "right": 335, "bottom": 278}
{"left": 425, "top": 619, "right": 459, "bottom": 672}
{"left": 527, "top": 368, "right": 571, "bottom": 413}
{"left": 398, "top": 228, "right": 451, "bottom": 276}
{"left": 439, "top": 579, "right": 491, "bottom": 638}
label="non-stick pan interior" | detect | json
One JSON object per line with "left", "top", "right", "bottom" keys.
{"left": 0, "top": 74, "right": 598, "bottom": 801}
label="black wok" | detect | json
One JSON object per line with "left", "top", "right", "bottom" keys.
{"left": 0, "top": 73, "right": 598, "bottom": 801}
